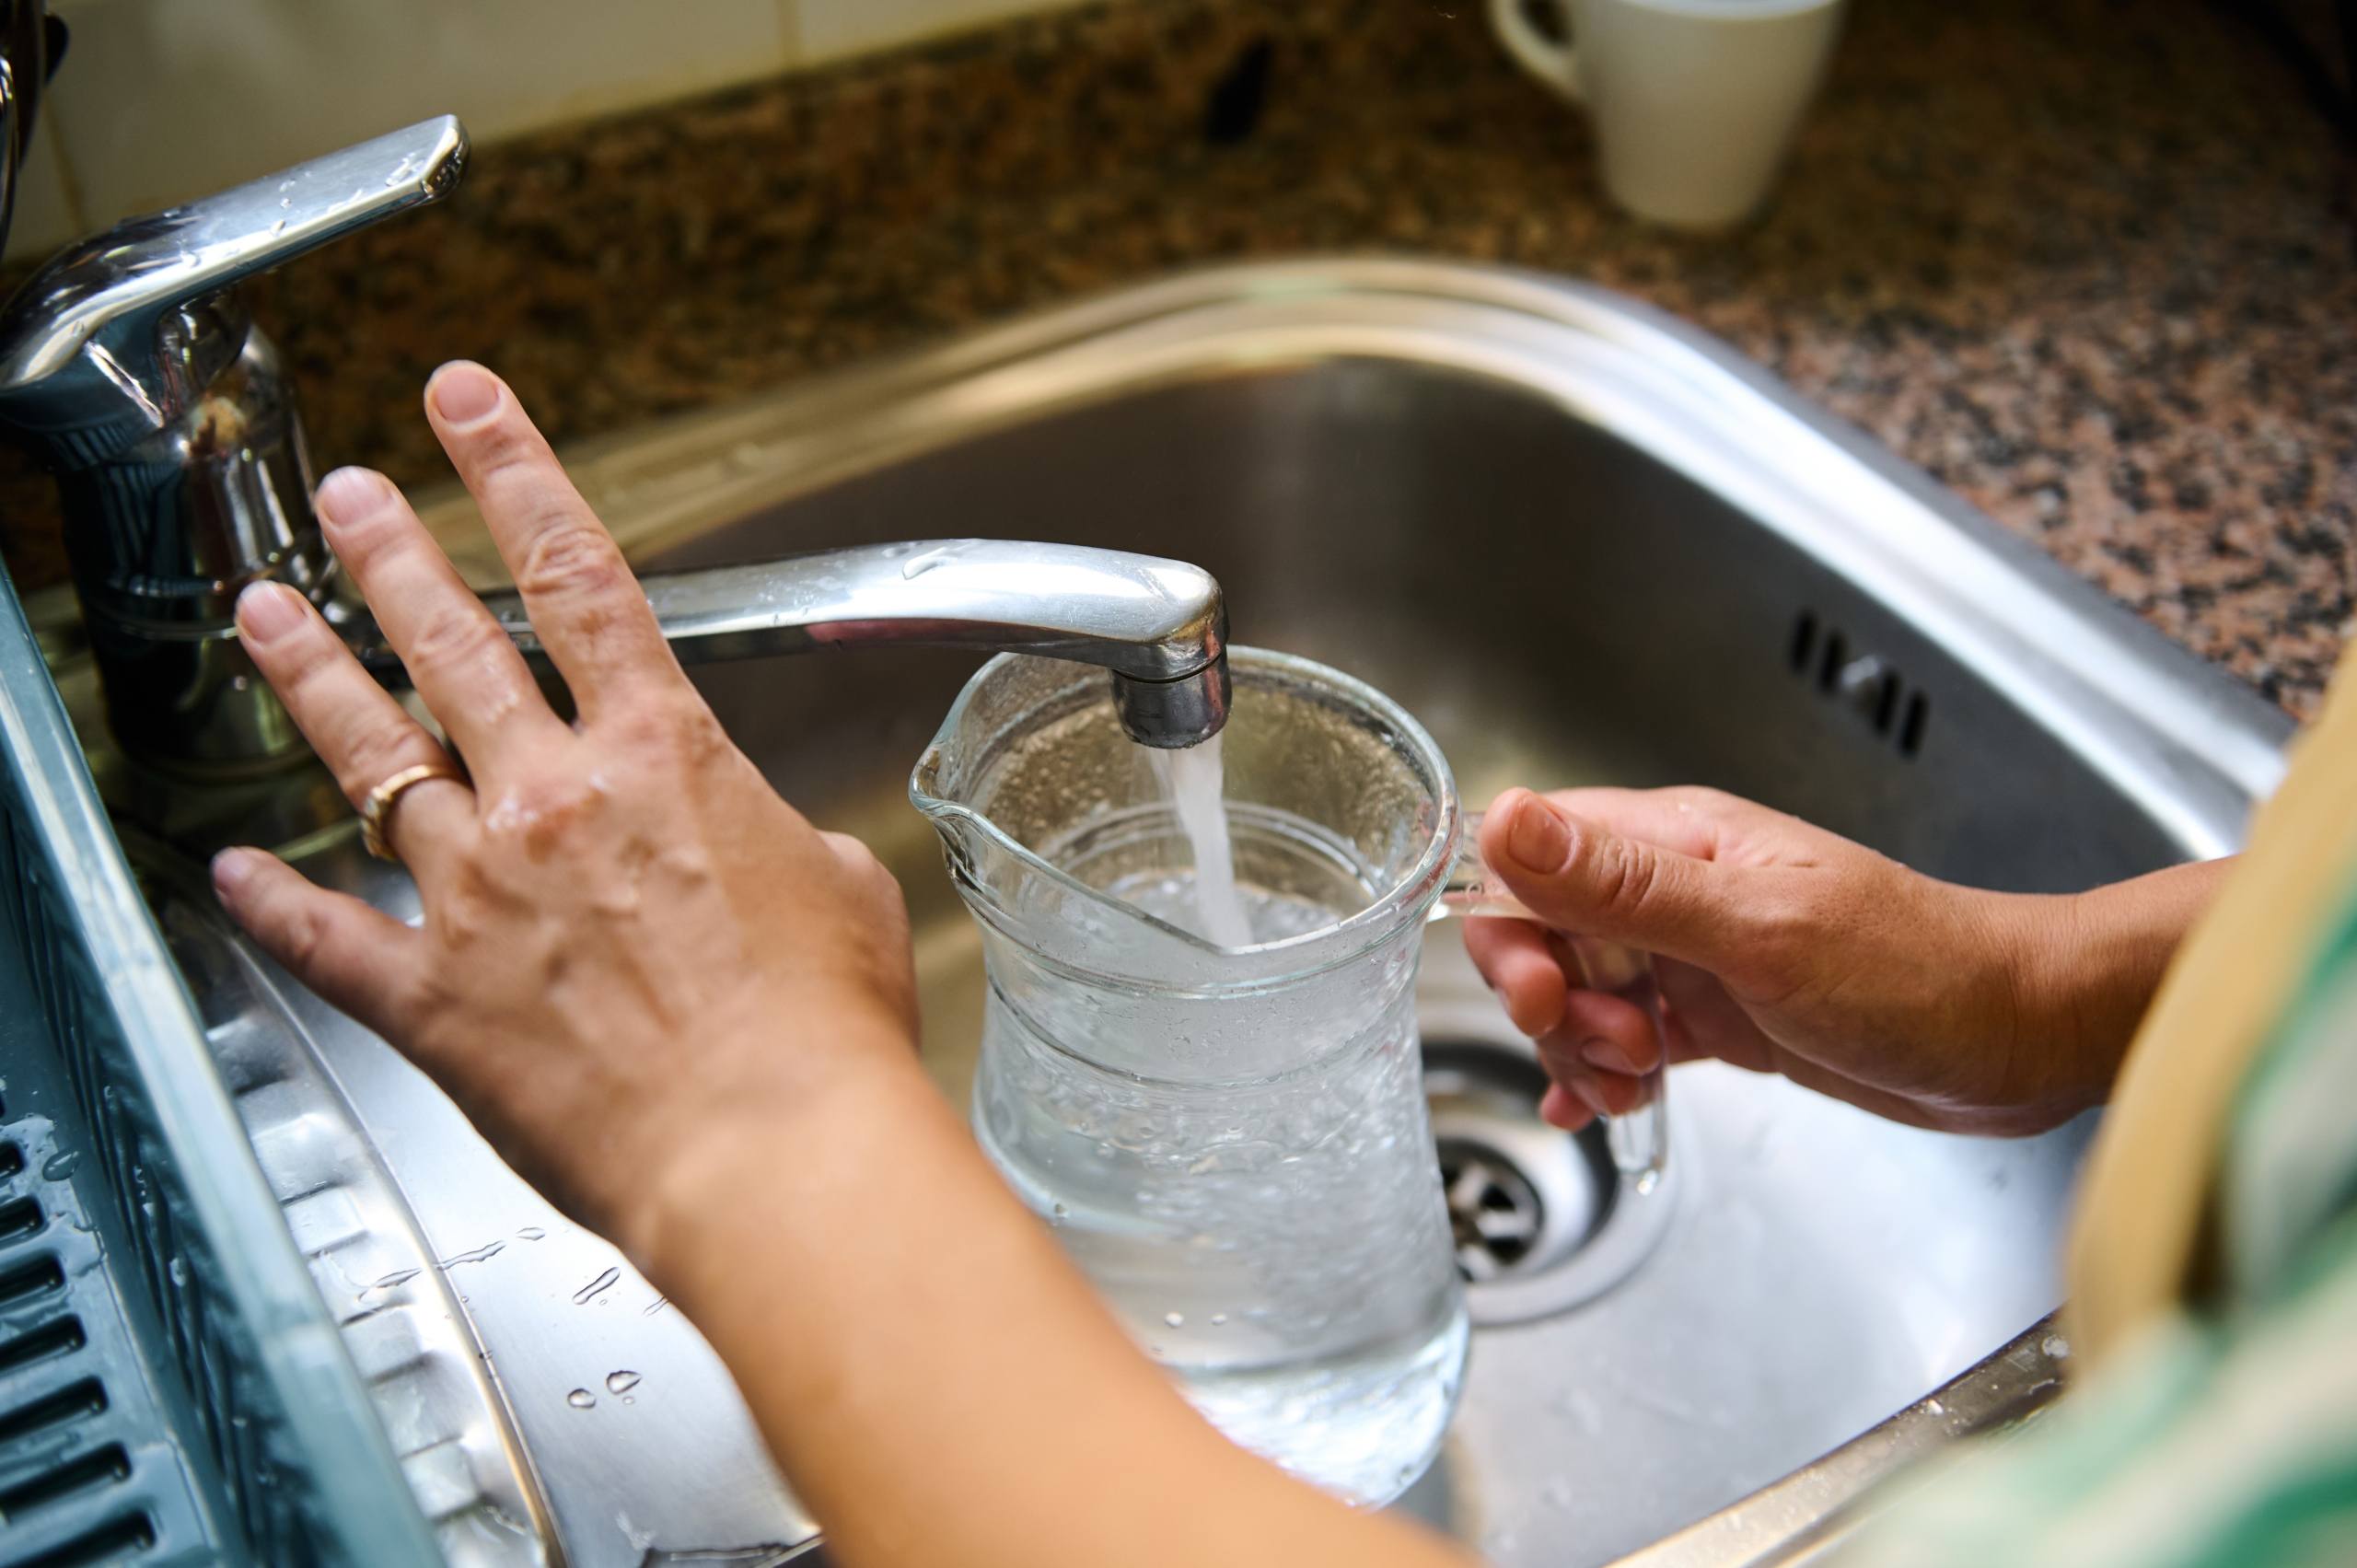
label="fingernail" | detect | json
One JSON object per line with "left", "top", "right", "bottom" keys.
{"left": 236, "top": 581, "right": 306, "bottom": 642}
{"left": 427, "top": 361, "right": 501, "bottom": 426}
{"left": 211, "top": 846, "right": 261, "bottom": 898}
{"left": 1506, "top": 793, "right": 1572, "bottom": 873}
{"left": 314, "top": 466, "right": 389, "bottom": 526}
{"left": 1578, "top": 1036, "right": 1632, "bottom": 1074}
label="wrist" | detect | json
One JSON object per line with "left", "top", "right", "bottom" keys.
{"left": 610, "top": 1008, "right": 939, "bottom": 1287}
{"left": 1994, "top": 861, "right": 2228, "bottom": 1124}
{"left": 1995, "top": 890, "right": 2130, "bottom": 1125}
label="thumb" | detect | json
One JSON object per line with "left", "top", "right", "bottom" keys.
{"left": 1478, "top": 788, "right": 1743, "bottom": 968}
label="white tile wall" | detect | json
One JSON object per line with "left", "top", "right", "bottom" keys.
{"left": 6, "top": 0, "right": 1105, "bottom": 264}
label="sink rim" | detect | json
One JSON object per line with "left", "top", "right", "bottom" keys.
{"left": 477, "top": 256, "right": 2282, "bottom": 1562}
{"left": 409, "top": 256, "right": 2290, "bottom": 863}
{"left": 478, "top": 257, "right": 2289, "bottom": 1562}
{"left": 62, "top": 257, "right": 2290, "bottom": 1566}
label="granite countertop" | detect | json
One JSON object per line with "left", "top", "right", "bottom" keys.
{"left": 5, "top": 0, "right": 2351, "bottom": 715}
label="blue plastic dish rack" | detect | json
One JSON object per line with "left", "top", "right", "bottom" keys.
{"left": 0, "top": 567, "right": 439, "bottom": 1566}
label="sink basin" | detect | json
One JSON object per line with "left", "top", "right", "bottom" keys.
{"left": 59, "top": 260, "right": 2290, "bottom": 1565}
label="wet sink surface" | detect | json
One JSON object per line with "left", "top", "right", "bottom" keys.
{"left": 124, "top": 261, "right": 2289, "bottom": 1567}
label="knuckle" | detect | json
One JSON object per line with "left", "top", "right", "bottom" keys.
{"left": 865, "top": 856, "right": 910, "bottom": 922}
{"left": 1583, "top": 830, "right": 1661, "bottom": 917}
{"left": 516, "top": 522, "right": 626, "bottom": 603}
{"left": 334, "top": 713, "right": 433, "bottom": 790}
{"left": 320, "top": 494, "right": 408, "bottom": 568}
{"left": 825, "top": 831, "right": 904, "bottom": 908}
{"left": 463, "top": 412, "right": 544, "bottom": 485}
{"left": 627, "top": 693, "right": 727, "bottom": 760}
{"left": 1732, "top": 877, "right": 1815, "bottom": 972}
{"left": 405, "top": 601, "right": 507, "bottom": 673}
{"left": 480, "top": 773, "right": 600, "bottom": 860}
{"left": 269, "top": 620, "right": 346, "bottom": 697}
{"left": 279, "top": 896, "right": 338, "bottom": 974}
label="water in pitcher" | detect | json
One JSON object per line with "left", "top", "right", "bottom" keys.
{"left": 971, "top": 730, "right": 1468, "bottom": 1505}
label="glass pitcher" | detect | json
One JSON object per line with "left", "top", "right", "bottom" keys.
{"left": 910, "top": 647, "right": 1662, "bottom": 1504}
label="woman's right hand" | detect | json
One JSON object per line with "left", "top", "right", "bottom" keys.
{"left": 1465, "top": 785, "right": 2226, "bottom": 1137}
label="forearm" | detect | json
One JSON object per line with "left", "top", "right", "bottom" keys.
{"left": 629, "top": 1031, "right": 1469, "bottom": 1568}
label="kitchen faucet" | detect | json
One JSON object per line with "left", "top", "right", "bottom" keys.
{"left": 0, "top": 114, "right": 1230, "bottom": 772}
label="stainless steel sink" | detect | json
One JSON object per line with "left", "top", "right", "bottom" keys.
{"left": 53, "top": 259, "right": 2291, "bottom": 1566}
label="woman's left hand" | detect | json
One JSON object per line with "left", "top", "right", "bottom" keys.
{"left": 213, "top": 361, "right": 920, "bottom": 1256}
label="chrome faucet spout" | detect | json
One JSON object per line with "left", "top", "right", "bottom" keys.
{"left": 343, "top": 540, "right": 1232, "bottom": 748}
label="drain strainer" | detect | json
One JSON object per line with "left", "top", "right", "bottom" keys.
{"left": 1439, "top": 1138, "right": 1544, "bottom": 1280}
{"left": 1425, "top": 1038, "right": 1676, "bottom": 1325}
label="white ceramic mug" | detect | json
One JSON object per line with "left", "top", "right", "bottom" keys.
{"left": 1491, "top": 0, "right": 1846, "bottom": 229}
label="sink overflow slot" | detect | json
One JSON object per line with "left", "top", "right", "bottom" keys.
{"left": 1788, "top": 610, "right": 1929, "bottom": 760}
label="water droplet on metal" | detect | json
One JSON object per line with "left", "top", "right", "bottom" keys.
{"left": 516, "top": 1226, "right": 546, "bottom": 1241}
{"left": 574, "top": 1266, "right": 621, "bottom": 1305}
{"left": 900, "top": 540, "right": 979, "bottom": 578}
{"left": 606, "top": 1370, "right": 642, "bottom": 1395}
{"left": 41, "top": 1149, "right": 79, "bottom": 1180}
{"left": 1163, "top": 1311, "right": 1185, "bottom": 1328}
{"left": 439, "top": 1239, "right": 505, "bottom": 1269}
{"left": 566, "top": 1388, "right": 595, "bottom": 1409}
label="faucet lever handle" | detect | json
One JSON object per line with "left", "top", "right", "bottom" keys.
{"left": 0, "top": 114, "right": 467, "bottom": 464}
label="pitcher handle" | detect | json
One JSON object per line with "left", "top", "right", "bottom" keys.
{"left": 1434, "top": 810, "right": 1668, "bottom": 1188}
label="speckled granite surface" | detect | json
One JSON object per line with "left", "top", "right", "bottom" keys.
{"left": 5, "top": 0, "right": 2352, "bottom": 714}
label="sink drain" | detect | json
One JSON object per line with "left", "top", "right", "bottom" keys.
{"left": 1424, "top": 1038, "right": 1676, "bottom": 1325}
{"left": 1439, "top": 1138, "right": 1544, "bottom": 1280}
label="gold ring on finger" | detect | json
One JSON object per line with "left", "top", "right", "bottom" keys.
{"left": 360, "top": 761, "right": 468, "bottom": 863}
